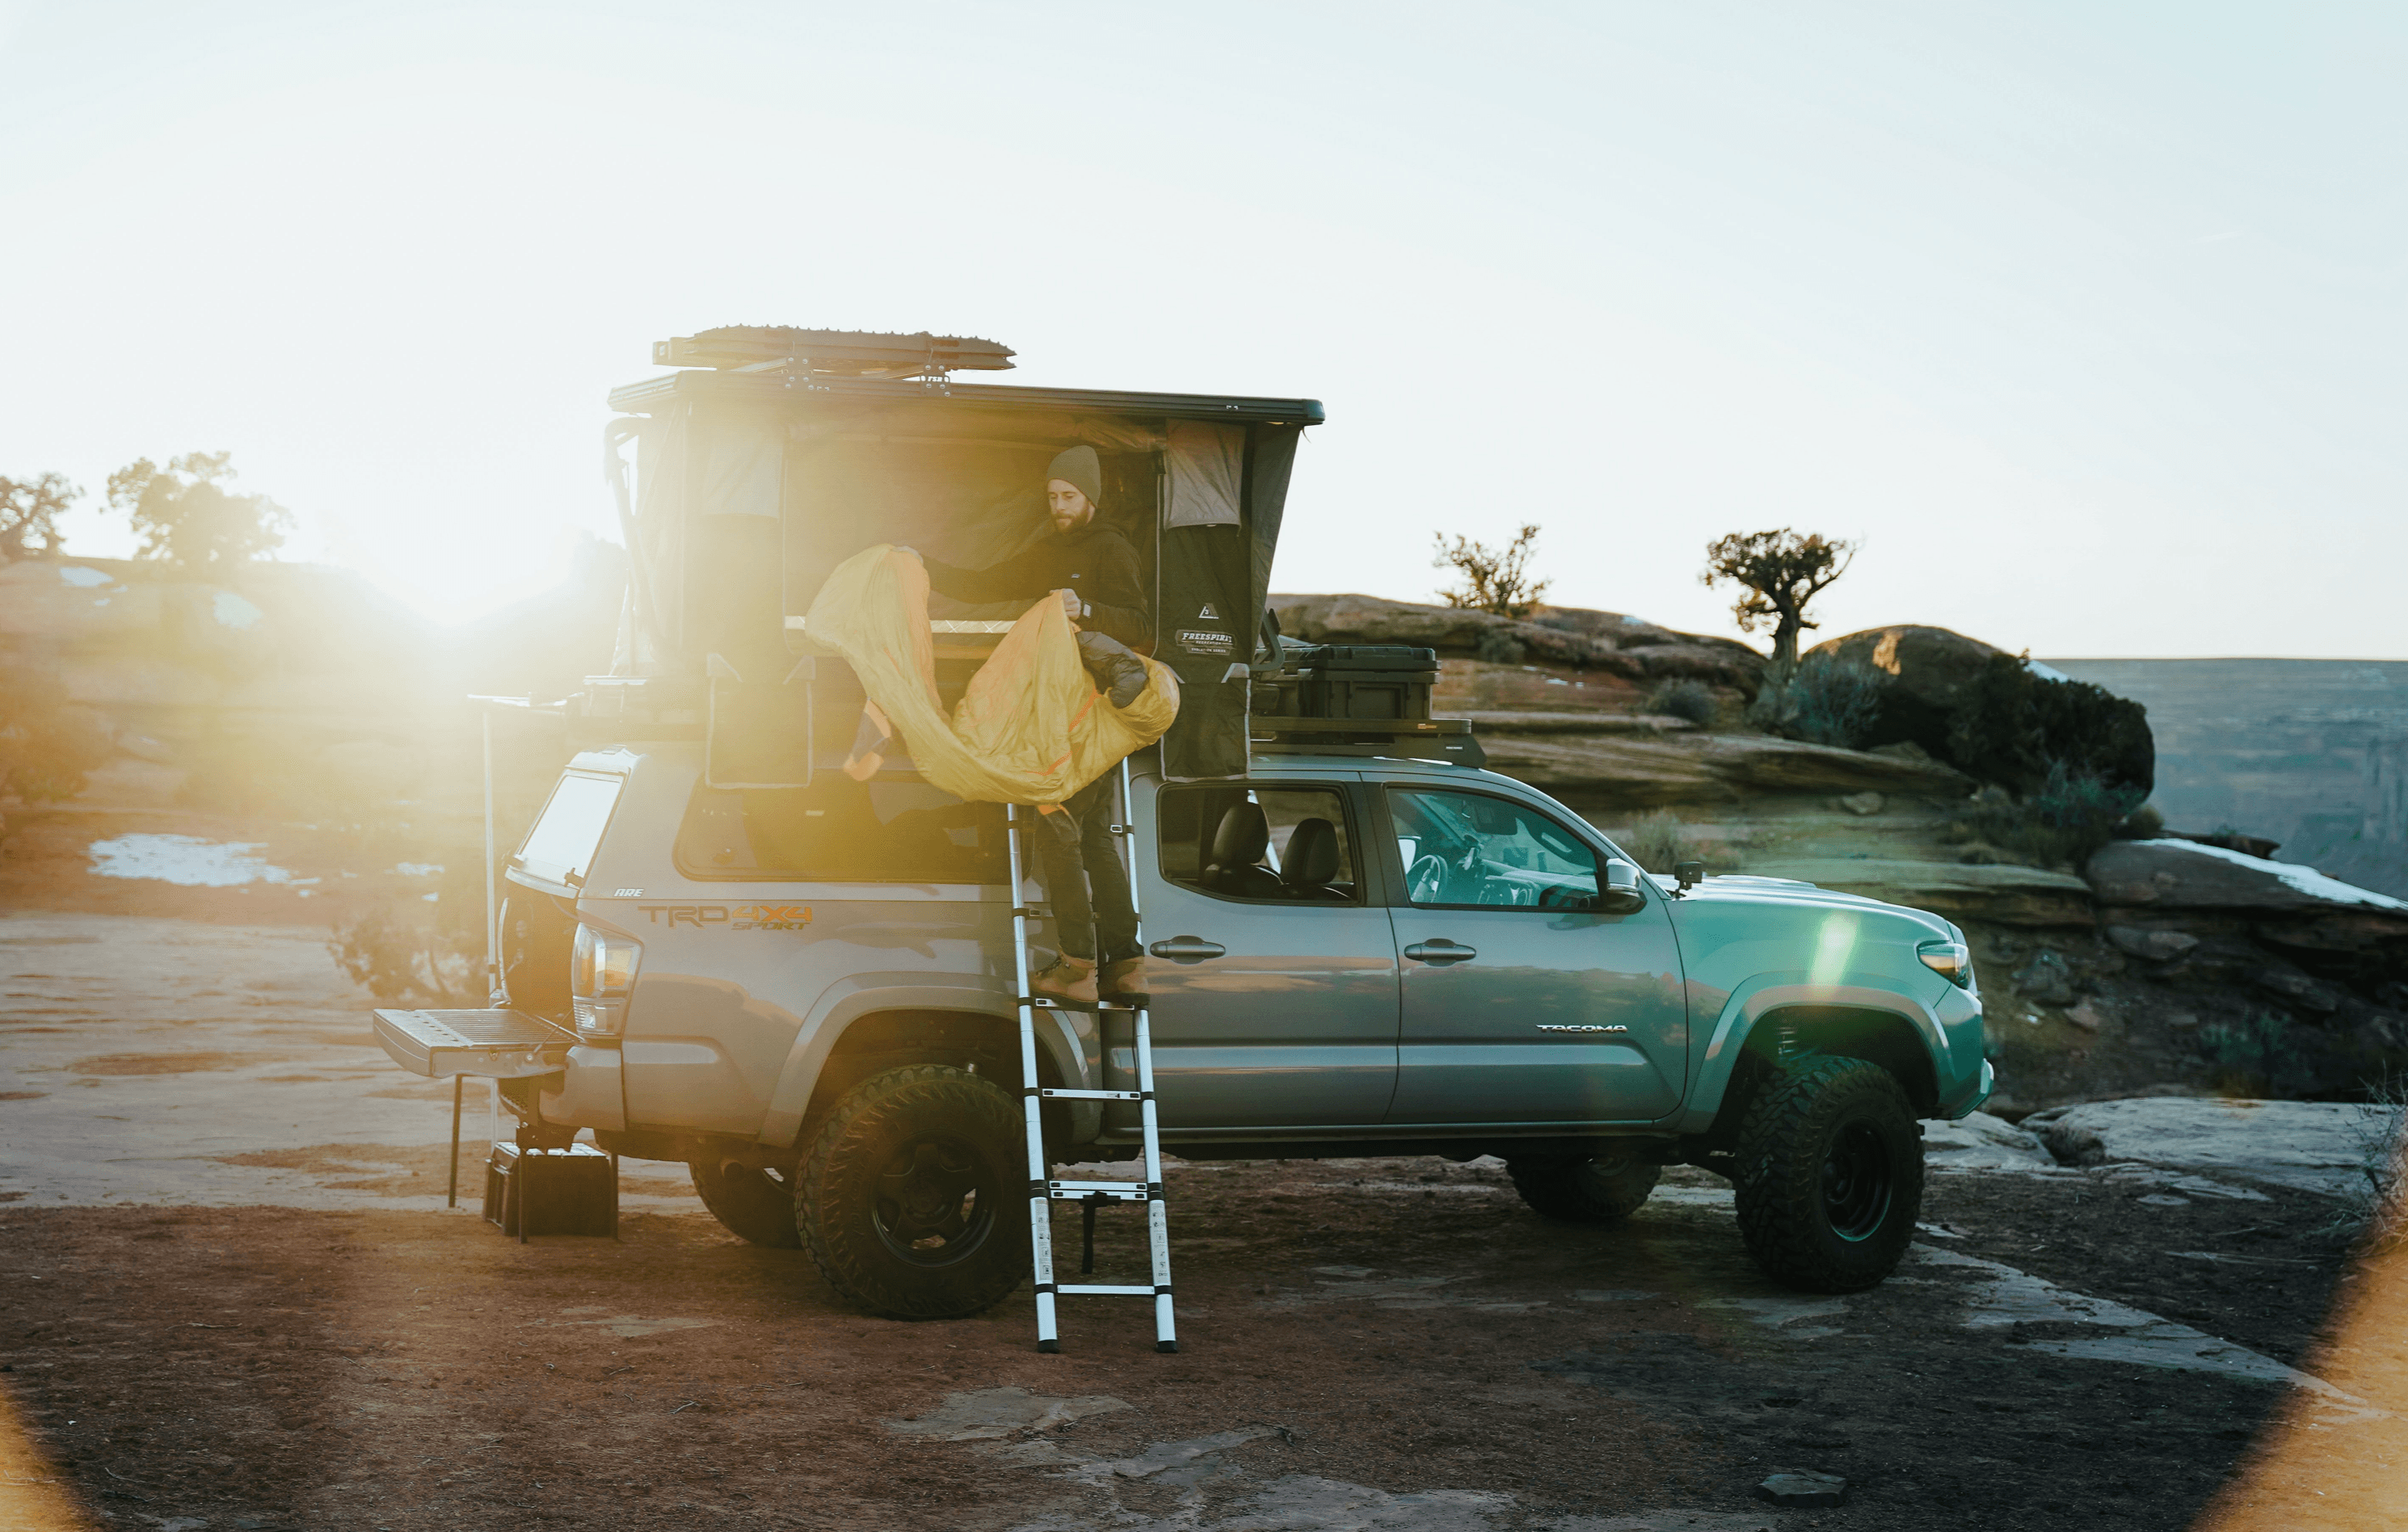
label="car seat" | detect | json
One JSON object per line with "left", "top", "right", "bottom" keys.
{"left": 1202, "top": 803, "right": 1286, "bottom": 899}
{"left": 1280, "top": 817, "right": 1351, "bottom": 902}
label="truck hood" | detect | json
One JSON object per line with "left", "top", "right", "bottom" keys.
{"left": 1651, "top": 871, "right": 1960, "bottom": 944}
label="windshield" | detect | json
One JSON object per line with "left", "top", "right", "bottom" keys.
{"left": 514, "top": 772, "right": 624, "bottom": 889}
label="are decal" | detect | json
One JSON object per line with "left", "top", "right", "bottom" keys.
{"left": 638, "top": 903, "right": 814, "bottom": 931}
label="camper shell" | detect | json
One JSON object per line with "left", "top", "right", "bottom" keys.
{"left": 370, "top": 330, "right": 1989, "bottom": 1324}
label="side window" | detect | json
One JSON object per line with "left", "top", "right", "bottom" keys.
{"left": 1157, "top": 785, "right": 1360, "bottom": 904}
{"left": 1387, "top": 788, "right": 1600, "bottom": 910}
{"left": 677, "top": 779, "right": 1006, "bottom": 882}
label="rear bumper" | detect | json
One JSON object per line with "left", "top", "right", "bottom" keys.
{"left": 373, "top": 1008, "right": 577, "bottom": 1079}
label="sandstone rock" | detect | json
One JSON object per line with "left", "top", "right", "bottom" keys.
{"left": 2087, "top": 840, "right": 2405, "bottom": 915}
{"left": 2023, "top": 1096, "right": 2402, "bottom": 1196}
{"left": 1804, "top": 625, "right": 2006, "bottom": 757}
{"left": 2012, "top": 950, "right": 2078, "bottom": 1003}
{"left": 2086, "top": 840, "right": 2408, "bottom": 981}
{"left": 2104, "top": 926, "right": 2200, "bottom": 962}
{"left": 1839, "top": 791, "right": 1884, "bottom": 816}
{"left": 1740, "top": 859, "right": 2093, "bottom": 928}
{"left": 1480, "top": 731, "right": 1972, "bottom": 812}
{"left": 1755, "top": 1471, "right": 1847, "bottom": 1508}
{"left": 2248, "top": 966, "right": 2343, "bottom": 1015}
{"left": 1272, "top": 592, "right": 1764, "bottom": 691}
{"left": 2067, "top": 999, "right": 2109, "bottom": 1032}
{"left": 1922, "top": 1110, "right": 2052, "bottom": 1169}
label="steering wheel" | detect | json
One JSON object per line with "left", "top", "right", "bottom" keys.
{"left": 1407, "top": 854, "right": 1453, "bottom": 905}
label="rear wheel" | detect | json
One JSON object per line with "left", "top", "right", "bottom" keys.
{"left": 798, "top": 1065, "right": 1026, "bottom": 1319}
{"left": 688, "top": 1156, "right": 803, "bottom": 1249}
{"left": 1732, "top": 1056, "right": 1922, "bottom": 1292}
{"left": 1509, "top": 1151, "right": 1661, "bottom": 1223}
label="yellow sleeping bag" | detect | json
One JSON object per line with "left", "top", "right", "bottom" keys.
{"left": 805, "top": 544, "right": 1181, "bottom": 805}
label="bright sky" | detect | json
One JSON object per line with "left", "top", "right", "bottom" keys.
{"left": 4, "top": 2, "right": 2402, "bottom": 657}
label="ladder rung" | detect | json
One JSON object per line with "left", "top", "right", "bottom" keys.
{"left": 1058, "top": 1284, "right": 1156, "bottom": 1296}
{"left": 1041, "top": 1088, "right": 1143, "bottom": 1101}
{"left": 1096, "top": 1000, "right": 1150, "bottom": 1012}
{"left": 1048, "top": 1178, "right": 1145, "bottom": 1193}
{"left": 1049, "top": 1188, "right": 1144, "bottom": 1202}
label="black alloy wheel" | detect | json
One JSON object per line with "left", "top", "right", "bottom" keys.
{"left": 1820, "top": 1122, "right": 1893, "bottom": 1241}
{"left": 872, "top": 1136, "right": 999, "bottom": 1266}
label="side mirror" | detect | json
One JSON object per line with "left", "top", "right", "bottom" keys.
{"left": 1596, "top": 858, "right": 1647, "bottom": 915}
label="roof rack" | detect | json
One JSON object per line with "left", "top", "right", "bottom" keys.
{"left": 651, "top": 326, "right": 1015, "bottom": 381}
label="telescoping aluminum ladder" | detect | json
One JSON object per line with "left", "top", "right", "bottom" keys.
{"left": 1007, "top": 760, "right": 1177, "bottom": 1354}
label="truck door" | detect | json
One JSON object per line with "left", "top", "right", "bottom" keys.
{"left": 1379, "top": 785, "right": 1688, "bottom": 1126}
{"left": 1132, "top": 779, "right": 1400, "bottom": 1130}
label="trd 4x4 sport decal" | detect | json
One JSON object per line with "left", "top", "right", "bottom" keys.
{"left": 638, "top": 903, "right": 814, "bottom": 931}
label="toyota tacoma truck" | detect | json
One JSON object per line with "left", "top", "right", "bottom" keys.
{"left": 369, "top": 327, "right": 1991, "bottom": 1324}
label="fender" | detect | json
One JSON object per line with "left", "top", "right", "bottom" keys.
{"left": 755, "top": 973, "right": 1092, "bottom": 1149}
{"left": 1669, "top": 970, "right": 1947, "bottom": 1136}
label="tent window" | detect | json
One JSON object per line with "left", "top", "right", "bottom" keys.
{"left": 1164, "top": 422, "right": 1243, "bottom": 528}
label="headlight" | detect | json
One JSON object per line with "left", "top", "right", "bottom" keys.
{"left": 1918, "top": 939, "right": 1974, "bottom": 987}
{"left": 570, "top": 924, "right": 641, "bottom": 1039}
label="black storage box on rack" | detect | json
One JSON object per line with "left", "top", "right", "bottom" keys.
{"left": 483, "top": 1142, "right": 618, "bottom": 1238}
{"left": 1257, "top": 643, "right": 1439, "bottom": 721}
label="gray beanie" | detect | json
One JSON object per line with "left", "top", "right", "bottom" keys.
{"left": 1046, "top": 445, "right": 1104, "bottom": 510}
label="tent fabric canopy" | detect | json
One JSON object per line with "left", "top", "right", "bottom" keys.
{"left": 613, "top": 375, "right": 1309, "bottom": 780}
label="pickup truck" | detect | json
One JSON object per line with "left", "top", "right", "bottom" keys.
{"left": 375, "top": 739, "right": 1992, "bottom": 1321}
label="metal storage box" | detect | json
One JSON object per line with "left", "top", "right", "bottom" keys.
{"left": 483, "top": 1142, "right": 618, "bottom": 1239}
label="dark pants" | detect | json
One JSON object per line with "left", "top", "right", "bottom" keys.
{"left": 1038, "top": 774, "right": 1139, "bottom": 965}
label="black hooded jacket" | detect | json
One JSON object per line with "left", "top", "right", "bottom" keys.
{"left": 922, "top": 520, "right": 1151, "bottom": 652}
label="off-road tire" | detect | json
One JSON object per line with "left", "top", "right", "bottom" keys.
{"left": 688, "top": 1157, "right": 803, "bottom": 1249}
{"left": 1509, "top": 1152, "right": 1661, "bottom": 1223}
{"left": 798, "top": 1065, "right": 1027, "bottom": 1320}
{"left": 1732, "top": 1056, "right": 1922, "bottom": 1293}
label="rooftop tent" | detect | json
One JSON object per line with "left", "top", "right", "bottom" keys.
{"left": 602, "top": 329, "right": 1320, "bottom": 781}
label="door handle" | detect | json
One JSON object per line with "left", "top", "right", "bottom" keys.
{"left": 1404, "top": 940, "right": 1477, "bottom": 965}
{"left": 1149, "top": 936, "right": 1226, "bottom": 962}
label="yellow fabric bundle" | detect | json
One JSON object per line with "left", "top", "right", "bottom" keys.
{"left": 805, "top": 544, "right": 1181, "bottom": 805}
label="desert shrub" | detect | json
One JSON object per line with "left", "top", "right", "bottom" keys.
{"left": 0, "top": 667, "right": 112, "bottom": 817}
{"left": 1646, "top": 679, "right": 1718, "bottom": 726}
{"left": 1476, "top": 627, "right": 1527, "bottom": 665}
{"left": 330, "top": 856, "right": 487, "bottom": 1004}
{"left": 2119, "top": 802, "right": 2166, "bottom": 840}
{"left": 2324, "top": 1077, "right": 2408, "bottom": 1252}
{"left": 1956, "top": 760, "right": 2145, "bottom": 869}
{"left": 1619, "top": 809, "right": 1705, "bottom": 875}
{"left": 1947, "top": 652, "right": 2152, "bottom": 798}
{"left": 2199, "top": 1008, "right": 2321, "bottom": 1096}
{"left": 1749, "top": 654, "right": 1880, "bottom": 748}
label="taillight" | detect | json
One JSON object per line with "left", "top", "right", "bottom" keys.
{"left": 570, "top": 924, "right": 641, "bottom": 1039}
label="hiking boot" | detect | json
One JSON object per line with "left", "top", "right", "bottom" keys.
{"left": 1097, "top": 954, "right": 1148, "bottom": 1003}
{"left": 1030, "top": 953, "right": 1097, "bottom": 1006}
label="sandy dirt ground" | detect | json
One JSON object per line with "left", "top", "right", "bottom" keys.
{"left": 4, "top": 837, "right": 2406, "bottom": 1529}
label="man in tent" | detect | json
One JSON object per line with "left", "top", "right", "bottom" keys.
{"left": 920, "top": 446, "right": 1153, "bottom": 1005}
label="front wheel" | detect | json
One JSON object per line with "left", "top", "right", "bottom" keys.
{"left": 1509, "top": 1151, "right": 1661, "bottom": 1223}
{"left": 689, "top": 1156, "right": 803, "bottom": 1249}
{"left": 798, "top": 1065, "right": 1027, "bottom": 1319}
{"left": 1732, "top": 1056, "right": 1922, "bottom": 1293}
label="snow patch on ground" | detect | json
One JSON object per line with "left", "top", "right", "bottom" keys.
{"left": 212, "top": 590, "right": 264, "bottom": 629}
{"left": 87, "top": 834, "right": 295, "bottom": 887}
{"left": 2131, "top": 838, "right": 2408, "bottom": 911}
{"left": 57, "top": 565, "right": 112, "bottom": 587}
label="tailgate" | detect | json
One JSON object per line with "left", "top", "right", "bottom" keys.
{"left": 373, "top": 1008, "right": 578, "bottom": 1079}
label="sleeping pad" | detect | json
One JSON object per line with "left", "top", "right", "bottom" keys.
{"left": 804, "top": 544, "right": 1181, "bottom": 805}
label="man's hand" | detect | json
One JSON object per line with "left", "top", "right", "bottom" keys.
{"left": 1057, "top": 588, "right": 1081, "bottom": 625}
